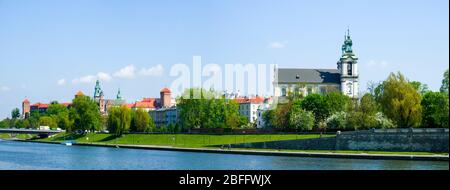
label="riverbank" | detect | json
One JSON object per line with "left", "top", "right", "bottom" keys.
{"left": 10, "top": 138, "right": 449, "bottom": 161}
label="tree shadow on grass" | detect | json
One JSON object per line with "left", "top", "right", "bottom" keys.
{"left": 98, "top": 135, "right": 120, "bottom": 142}
{"left": 52, "top": 134, "right": 85, "bottom": 141}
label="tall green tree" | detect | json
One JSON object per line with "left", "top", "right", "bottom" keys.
{"left": 409, "top": 81, "right": 430, "bottom": 95}
{"left": 70, "top": 95, "right": 101, "bottom": 132}
{"left": 325, "top": 92, "right": 352, "bottom": 114}
{"left": 46, "top": 101, "right": 72, "bottom": 130}
{"left": 131, "top": 109, "right": 152, "bottom": 132}
{"left": 39, "top": 116, "right": 57, "bottom": 129}
{"left": 177, "top": 88, "right": 247, "bottom": 129}
{"left": 11, "top": 108, "right": 20, "bottom": 120}
{"left": 300, "top": 93, "right": 330, "bottom": 128}
{"left": 440, "top": 69, "right": 449, "bottom": 94}
{"left": 376, "top": 72, "right": 422, "bottom": 128}
{"left": 107, "top": 106, "right": 132, "bottom": 136}
{"left": 421, "top": 91, "right": 449, "bottom": 128}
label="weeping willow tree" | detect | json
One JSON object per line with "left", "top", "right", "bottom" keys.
{"left": 375, "top": 72, "right": 422, "bottom": 128}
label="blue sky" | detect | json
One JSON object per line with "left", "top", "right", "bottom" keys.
{"left": 0, "top": 0, "right": 448, "bottom": 119}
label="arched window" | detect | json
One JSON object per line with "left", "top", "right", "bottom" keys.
{"left": 347, "top": 63, "right": 352, "bottom": 75}
{"left": 281, "top": 87, "right": 287, "bottom": 97}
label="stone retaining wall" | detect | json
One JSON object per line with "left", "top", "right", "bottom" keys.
{"left": 230, "top": 128, "right": 449, "bottom": 152}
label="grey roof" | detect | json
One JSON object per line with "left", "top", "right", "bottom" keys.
{"left": 276, "top": 68, "right": 341, "bottom": 84}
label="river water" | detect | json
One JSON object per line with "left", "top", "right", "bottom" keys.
{"left": 0, "top": 140, "right": 447, "bottom": 170}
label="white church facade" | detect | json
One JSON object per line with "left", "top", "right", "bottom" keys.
{"left": 274, "top": 30, "right": 359, "bottom": 99}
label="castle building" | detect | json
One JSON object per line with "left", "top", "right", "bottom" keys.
{"left": 274, "top": 30, "right": 359, "bottom": 100}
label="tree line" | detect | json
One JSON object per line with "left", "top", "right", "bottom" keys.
{"left": 264, "top": 70, "right": 449, "bottom": 131}
{"left": 0, "top": 95, "right": 158, "bottom": 135}
{"left": 1, "top": 70, "right": 448, "bottom": 132}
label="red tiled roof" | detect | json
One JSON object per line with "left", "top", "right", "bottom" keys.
{"left": 142, "top": 98, "right": 156, "bottom": 102}
{"left": 31, "top": 102, "right": 49, "bottom": 109}
{"left": 61, "top": 103, "right": 72, "bottom": 107}
{"left": 160, "top": 87, "right": 171, "bottom": 93}
{"left": 234, "top": 96, "right": 265, "bottom": 104}
{"left": 129, "top": 98, "right": 159, "bottom": 109}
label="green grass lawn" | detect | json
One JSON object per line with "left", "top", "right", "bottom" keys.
{"left": 34, "top": 133, "right": 449, "bottom": 156}
{"left": 39, "top": 133, "right": 331, "bottom": 148}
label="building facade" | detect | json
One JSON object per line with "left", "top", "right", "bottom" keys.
{"left": 235, "top": 96, "right": 265, "bottom": 124}
{"left": 149, "top": 107, "right": 178, "bottom": 129}
{"left": 274, "top": 30, "right": 359, "bottom": 100}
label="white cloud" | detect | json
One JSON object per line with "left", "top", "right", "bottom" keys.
{"left": 113, "top": 65, "right": 135, "bottom": 79}
{"left": 72, "top": 75, "right": 96, "bottom": 84}
{"left": 139, "top": 64, "right": 164, "bottom": 76}
{"left": 268, "top": 42, "right": 286, "bottom": 49}
{"left": 97, "top": 72, "right": 112, "bottom": 82}
{"left": 57, "top": 79, "right": 66, "bottom": 86}
{"left": 72, "top": 72, "right": 113, "bottom": 84}
{"left": 1, "top": 86, "right": 10, "bottom": 92}
{"left": 366, "top": 60, "right": 388, "bottom": 69}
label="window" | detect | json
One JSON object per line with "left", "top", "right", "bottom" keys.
{"left": 281, "top": 87, "right": 287, "bottom": 96}
{"left": 347, "top": 83, "right": 353, "bottom": 95}
{"left": 347, "top": 63, "right": 352, "bottom": 75}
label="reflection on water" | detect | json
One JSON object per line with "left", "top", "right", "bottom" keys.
{"left": 0, "top": 140, "right": 447, "bottom": 170}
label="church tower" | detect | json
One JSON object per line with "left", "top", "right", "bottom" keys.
{"left": 337, "top": 29, "right": 359, "bottom": 98}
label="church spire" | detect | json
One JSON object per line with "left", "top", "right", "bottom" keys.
{"left": 342, "top": 27, "right": 353, "bottom": 54}
{"left": 116, "top": 88, "right": 122, "bottom": 100}
{"left": 94, "top": 79, "right": 102, "bottom": 98}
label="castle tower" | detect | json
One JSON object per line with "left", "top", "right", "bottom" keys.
{"left": 22, "top": 99, "right": 30, "bottom": 118}
{"left": 94, "top": 80, "right": 102, "bottom": 101}
{"left": 99, "top": 91, "right": 105, "bottom": 114}
{"left": 337, "top": 28, "right": 359, "bottom": 98}
{"left": 160, "top": 87, "right": 171, "bottom": 108}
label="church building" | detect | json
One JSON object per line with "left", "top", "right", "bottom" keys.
{"left": 274, "top": 30, "right": 359, "bottom": 100}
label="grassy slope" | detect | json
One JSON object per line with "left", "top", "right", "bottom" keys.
{"left": 33, "top": 133, "right": 448, "bottom": 155}
{"left": 39, "top": 133, "right": 329, "bottom": 148}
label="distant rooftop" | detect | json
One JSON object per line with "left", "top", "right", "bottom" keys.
{"left": 277, "top": 68, "right": 341, "bottom": 84}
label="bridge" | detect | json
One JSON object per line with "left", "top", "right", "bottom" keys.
{"left": 0, "top": 128, "right": 63, "bottom": 138}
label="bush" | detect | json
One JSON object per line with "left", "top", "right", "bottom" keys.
{"left": 374, "top": 112, "right": 395, "bottom": 129}
{"left": 288, "top": 109, "right": 314, "bottom": 131}
{"left": 326, "top": 111, "right": 347, "bottom": 130}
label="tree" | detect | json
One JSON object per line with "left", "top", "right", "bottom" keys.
{"left": 440, "top": 69, "right": 449, "bottom": 94}
{"left": 300, "top": 93, "right": 330, "bottom": 128}
{"left": 46, "top": 101, "right": 72, "bottom": 130}
{"left": 0, "top": 119, "right": 9, "bottom": 128}
{"left": 360, "top": 93, "right": 378, "bottom": 116}
{"left": 325, "top": 92, "right": 351, "bottom": 114}
{"left": 289, "top": 109, "right": 314, "bottom": 131}
{"left": 177, "top": 88, "right": 247, "bottom": 129}
{"left": 11, "top": 108, "right": 20, "bottom": 120}
{"left": 107, "top": 106, "right": 132, "bottom": 136}
{"left": 409, "top": 81, "right": 430, "bottom": 95}
{"left": 376, "top": 72, "right": 422, "bottom": 128}
{"left": 71, "top": 95, "right": 101, "bottom": 133}
{"left": 131, "top": 109, "right": 151, "bottom": 132}
{"left": 39, "top": 116, "right": 57, "bottom": 129}
{"left": 326, "top": 111, "right": 347, "bottom": 130}
{"left": 421, "top": 91, "right": 449, "bottom": 128}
